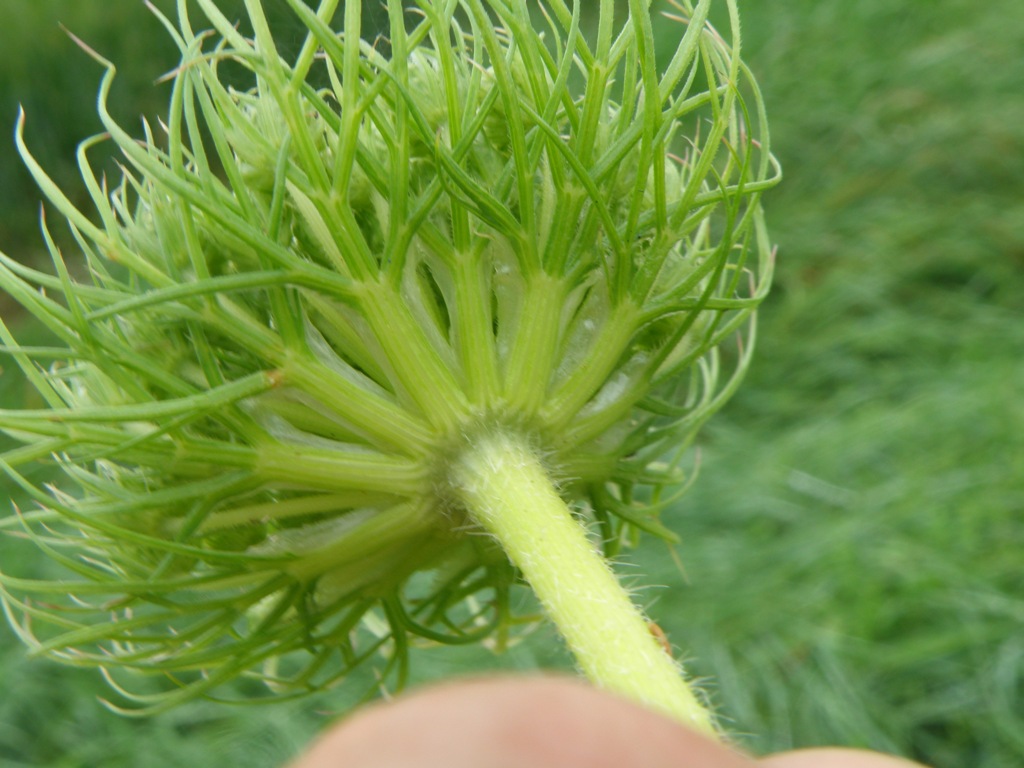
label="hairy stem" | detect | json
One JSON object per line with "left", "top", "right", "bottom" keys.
{"left": 451, "top": 430, "right": 716, "bottom": 735}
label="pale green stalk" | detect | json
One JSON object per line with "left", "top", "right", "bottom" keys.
{"left": 453, "top": 431, "right": 715, "bottom": 733}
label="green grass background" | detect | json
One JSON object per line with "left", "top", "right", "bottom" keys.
{"left": 1, "top": 0, "right": 1022, "bottom": 765}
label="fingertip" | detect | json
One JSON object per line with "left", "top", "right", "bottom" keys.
{"left": 759, "top": 747, "right": 931, "bottom": 768}
{"left": 288, "top": 675, "right": 753, "bottom": 768}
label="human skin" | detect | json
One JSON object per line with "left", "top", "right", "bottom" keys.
{"left": 287, "top": 676, "right": 929, "bottom": 768}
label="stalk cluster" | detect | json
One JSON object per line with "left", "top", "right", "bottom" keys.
{"left": 0, "top": 0, "right": 777, "bottom": 718}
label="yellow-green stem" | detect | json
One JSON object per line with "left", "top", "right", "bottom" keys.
{"left": 451, "top": 430, "right": 717, "bottom": 735}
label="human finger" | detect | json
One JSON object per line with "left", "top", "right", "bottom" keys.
{"left": 760, "top": 747, "right": 931, "bottom": 768}
{"left": 288, "top": 675, "right": 754, "bottom": 768}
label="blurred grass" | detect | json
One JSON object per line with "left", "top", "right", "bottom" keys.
{"left": 1, "top": 0, "right": 1022, "bottom": 766}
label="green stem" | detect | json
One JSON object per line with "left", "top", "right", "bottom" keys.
{"left": 453, "top": 251, "right": 500, "bottom": 406}
{"left": 451, "top": 430, "right": 717, "bottom": 735}
{"left": 542, "top": 300, "right": 641, "bottom": 431}
{"left": 503, "top": 274, "right": 565, "bottom": 414}
{"left": 358, "top": 280, "right": 467, "bottom": 430}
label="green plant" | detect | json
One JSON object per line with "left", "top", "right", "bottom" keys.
{"left": 0, "top": 0, "right": 777, "bottom": 733}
